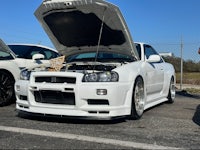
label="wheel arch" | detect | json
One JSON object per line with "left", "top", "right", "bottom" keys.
{"left": 0, "top": 69, "right": 16, "bottom": 82}
{"left": 132, "top": 75, "right": 146, "bottom": 99}
{"left": 171, "top": 75, "right": 175, "bottom": 83}
{"left": 167, "top": 74, "right": 176, "bottom": 103}
{"left": 167, "top": 74, "right": 176, "bottom": 92}
{"left": 128, "top": 69, "right": 147, "bottom": 102}
{"left": 129, "top": 75, "right": 146, "bottom": 119}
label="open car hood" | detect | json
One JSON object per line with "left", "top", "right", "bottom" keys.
{"left": 35, "top": 0, "right": 138, "bottom": 59}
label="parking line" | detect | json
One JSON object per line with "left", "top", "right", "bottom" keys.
{"left": 0, "top": 125, "right": 179, "bottom": 149}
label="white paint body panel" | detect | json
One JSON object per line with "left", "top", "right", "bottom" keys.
{"left": 0, "top": 60, "right": 20, "bottom": 81}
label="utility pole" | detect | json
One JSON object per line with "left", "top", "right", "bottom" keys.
{"left": 180, "top": 37, "right": 183, "bottom": 90}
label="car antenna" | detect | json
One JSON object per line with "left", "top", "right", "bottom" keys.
{"left": 93, "top": 6, "right": 107, "bottom": 72}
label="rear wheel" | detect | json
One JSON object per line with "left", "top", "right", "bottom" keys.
{"left": 167, "top": 77, "right": 175, "bottom": 103}
{"left": 0, "top": 71, "right": 15, "bottom": 106}
{"left": 130, "top": 77, "right": 145, "bottom": 120}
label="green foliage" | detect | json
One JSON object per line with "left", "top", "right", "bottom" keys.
{"left": 163, "top": 56, "right": 200, "bottom": 72}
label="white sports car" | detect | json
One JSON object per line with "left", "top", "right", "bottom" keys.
{"left": 15, "top": 0, "right": 175, "bottom": 120}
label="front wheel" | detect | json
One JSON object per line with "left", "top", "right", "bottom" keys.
{"left": 130, "top": 77, "right": 145, "bottom": 120}
{"left": 167, "top": 77, "right": 176, "bottom": 103}
{"left": 0, "top": 71, "right": 15, "bottom": 106}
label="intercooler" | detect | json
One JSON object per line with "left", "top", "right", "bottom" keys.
{"left": 34, "top": 90, "right": 75, "bottom": 105}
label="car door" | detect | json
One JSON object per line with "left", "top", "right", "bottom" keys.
{"left": 144, "top": 44, "right": 164, "bottom": 97}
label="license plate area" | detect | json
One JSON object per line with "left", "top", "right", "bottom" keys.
{"left": 34, "top": 90, "right": 75, "bottom": 105}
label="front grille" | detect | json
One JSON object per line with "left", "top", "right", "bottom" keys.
{"left": 35, "top": 76, "right": 76, "bottom": 84}
{"left": 34, "top": 90, "right": 75, "bottom": 105}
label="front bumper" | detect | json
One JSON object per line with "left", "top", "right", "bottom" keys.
{"left": 15, "top": 72, "right": 133, "bottom": 119}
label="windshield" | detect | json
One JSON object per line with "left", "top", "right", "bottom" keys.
{"left": 67, "top": 52, "right": 135, "bottom": 63}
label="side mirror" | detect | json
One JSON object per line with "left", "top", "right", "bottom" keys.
{"left": 147, "top": 55, "right": 161, "bottom": 63}
{"left": 32, "top": 54, "right": 45, "bottom": 61}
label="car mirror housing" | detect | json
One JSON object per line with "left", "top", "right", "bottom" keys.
{"left": 147, "top": 55, "right": 161, "bottom": 63}
{"left": 32, "top": 54, "right": 45, "bottom": 61}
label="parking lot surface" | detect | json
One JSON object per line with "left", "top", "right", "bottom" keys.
{"left": 0, "top": 93, "right": 199, "bottom": 149}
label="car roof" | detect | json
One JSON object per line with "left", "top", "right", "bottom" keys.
{"left": 7, "top": 43, "right": 58, "bottom": 53}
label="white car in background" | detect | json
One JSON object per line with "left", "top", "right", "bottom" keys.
{"left": 0, "top": 39, "right": 20, "bottom": 106}
{"left": 0, "top": 39, "right": 59, "bottom": 106}
{"left": 8, "top": 43, "right": 59, "bottom": 69}
{"left": 15, "top": 0, "right": 176, "bottom": 120}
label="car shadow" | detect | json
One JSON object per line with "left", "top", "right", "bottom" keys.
{"left": 192, "top": 105, "right": 200, "bottom": 126}
{"left": 176, "top": 90, "right": 200, "bottom": 99}
{"left": 17, "top": 111, "right": 126, "bottom": 125}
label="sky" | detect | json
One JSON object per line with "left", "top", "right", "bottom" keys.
{"left": 0, "top": 0, "right": 200, "bottom": 62}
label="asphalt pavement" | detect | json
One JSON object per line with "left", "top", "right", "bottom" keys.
{"left": 0, "top": 93, "right": 199, "bottom": 149}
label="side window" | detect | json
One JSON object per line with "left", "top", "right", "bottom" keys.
{"left": 144, "top": 44, "right": 163, "bottom": 63}
{"left": 144, "top": 44, "right": 158, "bottom": 59}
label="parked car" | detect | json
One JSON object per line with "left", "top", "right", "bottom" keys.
{"left": 0, "top": 39, "right": 59, "bottom": 106}
{"left": 0, "top": 39, "right": 20, "bottom": 106}
{"left": 15, "top": 0, "right": 175, "bottom": 120}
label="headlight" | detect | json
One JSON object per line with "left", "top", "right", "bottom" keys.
{"left": 20, "top": 69, "right": 31, "bottom": 80}
{"left": 83, "top": 71, "right": 119, "bottom": 82}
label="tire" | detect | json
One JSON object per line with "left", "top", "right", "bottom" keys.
{"left": 167, "top": 77, "right": 176, "bottom": 103}
{"left": 0, "top": 71, "right": 15, "bottom": 106}
{"left": 130, "top": 77, "right": 145, "bottom": 120}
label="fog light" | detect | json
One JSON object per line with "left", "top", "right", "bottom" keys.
{"left": 20, "top": 95, "right": 28, "bottom": 101}
{"left": 97, "top": 89, "right": 107, "bottom": 95}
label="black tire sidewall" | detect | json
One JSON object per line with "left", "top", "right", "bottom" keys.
{"left": 0, "top": 70, "right": 15, "bottom": 106}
